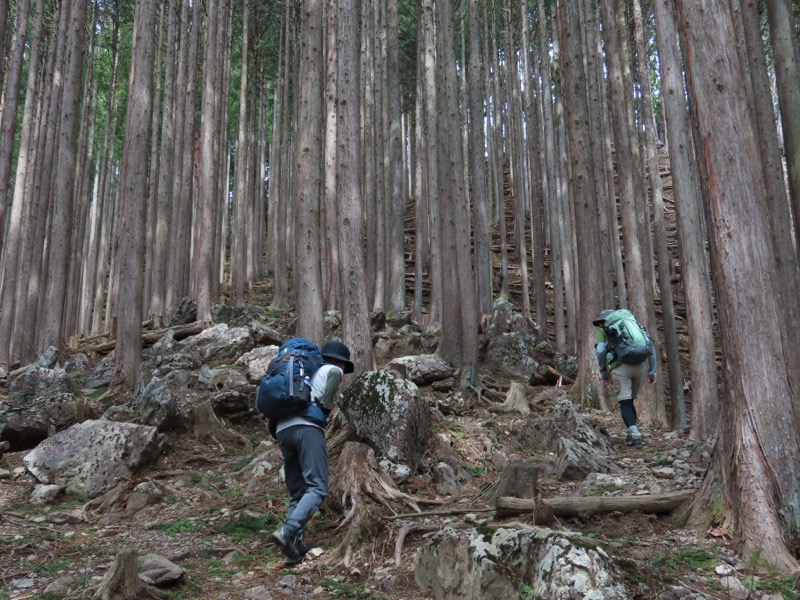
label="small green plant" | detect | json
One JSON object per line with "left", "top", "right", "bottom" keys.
{"left": 448, "top": 427, "right": 465, "bottom": 439}
{"left": 468, "top": 465, "right": 487, "bottom": 477}
{"left": 149, "top": 518, "right": 205, "bottom": 535}
{"left": 744, "top": 573, "right": 800, "bottom": 599}
{"left": 214, "top": 513, "right": 278, "bottom": 542}
{"left": 519, "top": 585, "right": 536, "bottom": 599}
{"left": 189, "top": 474, "right": 203, "bottom": 484}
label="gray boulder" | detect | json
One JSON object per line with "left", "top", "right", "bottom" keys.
{"left": 484, "top": 332, "right": 539, "bottom": 379}
{"left": 9, "top": 347, "right": 71, "bottom": 406}
{"left": 0, "top": 392, "right": 78, "bottom": 449}
{"left": 341, "top": 370, "right": 432, "bottom": 471}
{"left": 386, "top": 354, "right": 454, "bottom": 385}
{"left": 24, "top": 420, "right": 162, "bottom": 498}
{"left": 131, "top": 378, "right": 181, "bottom": 431}
{"left": 486, "top": 298, "right": 536, "bottom": 337}
{"left": 138, "top": 553, "right": 185, "bottom": 586}
{"left": 179, "top": 323, "right": 254, "bottom": 365}
{"left": 415, "top": 526, "right": 627, "bottom": 600}
{"left": 85, "top": 355, "right": 116, "bottom": 390}
{"left": 237, "top": 346, "right": 279, "bottom": 384}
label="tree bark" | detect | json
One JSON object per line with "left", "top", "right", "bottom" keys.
{"left": 653, "top": 0, "right": 718, "bottom": 441}
{"left": 676, "top": 0, "right": 800, "bottom": 573}
{"left": 114, "top": 0, "right": 157, "bottom": 386}
{"left": 294, "top": 0, "right": 324, "bottom": 341}
{"left": 336, "top": 0, "right": 374, "bottom": 374}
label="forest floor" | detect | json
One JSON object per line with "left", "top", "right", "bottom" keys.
{"left": 2, "top": 385, "right": 798, "bottom": 600}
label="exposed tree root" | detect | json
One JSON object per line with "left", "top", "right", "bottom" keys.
{"left": 325, "top": 442, "right": 428, "bottom": 568}
{"left": 489, "top": 381, "right": 531, "bottom": 416}
{"left": 84, "top": 482, "right": 128, "bottom": 516}
{"left": 188, "top": 401, "right": 252, "bottom": 453}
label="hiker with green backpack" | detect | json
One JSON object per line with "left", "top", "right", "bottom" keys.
{"left": 593, "top": 309, "right": 657, "bottom": 448}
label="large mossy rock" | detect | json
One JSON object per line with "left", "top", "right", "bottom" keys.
{"left": 341, "top": 370, "right": 432, "bottom": 472}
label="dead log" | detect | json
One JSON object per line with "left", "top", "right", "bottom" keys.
{"left": 93, "top": 547, "right": 167, "bottom": 599}
{"left": 529, "top": 364, "right": 574, "bottom": 386}
{"left": 188, "top": 401, "right": 253, "bottom": 453}
{"left": 542, "top": 490, "right": 694, "bottom": 517}
{"left": 495, "top": 496, "right": 536, "bottom": 517}
{"left": 79, "top": 321, "right": 204, "bottom": 354}
{"left": 488, "top": 381, "right": 530, "bottom": 416}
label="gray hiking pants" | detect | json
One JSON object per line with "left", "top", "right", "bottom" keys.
{"left": 611, "top": 362, "right": 647, "bottom": 402}
{"left": 276, "top": 424, "right": 329, "bottom": 536}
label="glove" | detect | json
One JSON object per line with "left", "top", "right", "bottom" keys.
{"left": 602, "top": 378, "right": 611, "bottom": 386}
{"left": 648, "top": 377, "right": 656, "bottom": 386}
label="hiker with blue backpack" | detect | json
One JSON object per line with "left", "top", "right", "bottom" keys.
{"left": 593, "top": 309, "right": 657, "bottom": 448}
{"left": 255, "top": 338, "right": 355, "bottom": 565}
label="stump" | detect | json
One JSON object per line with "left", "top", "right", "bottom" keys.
{"left": 188, "top": 401, "right": 252, "bottom": 453}
{"left": 93, "top": 547, "right": 167, "bottom": 599}
{"left": 492, "top": 461, "right": 539, "bottom": 506}
{"left": 326, "top": 442, "right": 423, "bottom": 567}
{"left": 488, "top": 381, "right": 531, "bottom": 416}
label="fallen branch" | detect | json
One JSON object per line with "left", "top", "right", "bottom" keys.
{"left": 542, "top": 490, "right": 694, "bottom": 517}
{"left": 80, "top": 321, "right": 204, "bottom": 354}
{"left": 382, "top": 506, "right": 494, "bottom": 521}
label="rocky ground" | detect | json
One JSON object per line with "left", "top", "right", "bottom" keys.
{"left": 0, "top": 290, "right": 798, "bottom": 600}
{"left": 1, "top": 390, "right": 796, "bottom": 600}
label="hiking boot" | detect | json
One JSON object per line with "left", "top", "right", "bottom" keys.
{"left": 295, "top": 535, "right": 310, "bottom": 556}
{"left": 271, "top": 526, "right": 301, "bottom": 561}
{"left": 630, "top": 432, "right": 643, "bottom": 448}
{"left": 625, "top": 433, "right": 634, "bottom": 446}
{"left": 282, "top": 552, "right": 304, "bottom": 566}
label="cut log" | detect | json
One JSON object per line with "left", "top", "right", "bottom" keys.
{"left": 495, "top": 496, "right": 536, "bottom": 518}
{"left": 542, "top": 490, "right": 694, "bottom": 516}
{"left": 529, "top": 364, "right": 575, "bottom": 386}
{"left": 79, "top": 321, "right": 205, "bottom": 354}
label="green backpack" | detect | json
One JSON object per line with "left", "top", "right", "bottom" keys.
{"left": 602, "top": 309, "right": 652, "bottom": 365}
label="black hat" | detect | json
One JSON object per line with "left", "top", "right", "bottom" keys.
{"left": 320, "top": 340, "right": 354, "bottom": 374}
{"left": 592, "top": 309, "right": 614, "bottom": 326}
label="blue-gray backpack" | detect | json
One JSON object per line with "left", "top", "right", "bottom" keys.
{"left": 255, "top": 338, "right": 324, "bottom": 421}
{"left": 602, "top": 309, "right": 652, "bottom": 365}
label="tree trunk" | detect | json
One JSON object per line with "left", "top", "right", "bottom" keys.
{"left": 386, "top": 0, "right": 405, "bottom": 313}
{"left": 150, "top": 0, "right": 179, "bottom": 323}
{"left": 114, "top": 0, "right": 157, "bottom": 387}
{"left": 294, "top": 0, "right": 324, "bottom": 341}
{"left": 676, "top": 0, "right": 800, "bottom": 573}
{"left": 468, "top": 0, "right": 491, "bottom": 318}
{"left": 336, "top": 0, "right": 374, "bottom": 374}
{"left": 232, "top": 0, "right": 250, "bottom": 307}
{"left": 0, "top": 0, "right": 44, "bottom": 367}
{"left": 766, "top": 0, "right": 800, "bottom": 232}
{"left": 41, "top": 0, "right": 88, "bottom": 355}
{"left": 653, "top": 0, "right": 718, "bottom": 441}
{"left": 322, "top": 0, "right": 339, "bottom": 311}
{"left": 632, "top": 0, "right": 686, "bottom": 430}
{"left": 556, "top": 0, "right": 603, "bottom": 405}
{"left": 0, "top": 0, "right": 31, "bottom": 247}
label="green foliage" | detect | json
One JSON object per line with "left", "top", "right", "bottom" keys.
{"left": 213, "top": 513, "right": 278, "bottom": 542}
{"left": 467, "top": 465, "right": 487, "bottom": 477}
{"left": 320, "top": 579, "right": 389, "bottom": 600}
{"left": 149, "top": 518, "right": 205, "bottom": 535}
{"left": 518, "top": 585, "right": 536, "bottom": 600}
{"left": 650, "top": 545, "right": 718, "bottom": 579}
{"left": 744, "top": 573, "right": 800, "bottom": 599}
{"left": 448, "top": 427, "right": 466, "bottom": 439}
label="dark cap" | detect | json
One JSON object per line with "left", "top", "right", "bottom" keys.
{"left": 592, "top": 309, "right": 615, "bottom": 326}
{"left": 320, "top": 340, "right": 354, "bottom": 374}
